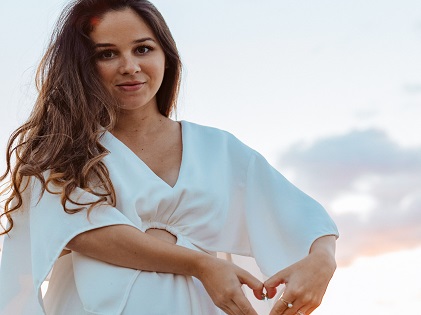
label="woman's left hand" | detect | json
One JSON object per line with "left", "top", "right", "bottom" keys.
{"left": 264, "top": 235, "right": 337, "bottom": 315}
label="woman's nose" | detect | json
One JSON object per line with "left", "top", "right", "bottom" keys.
{"left": 119, "top": 55, "right": 141, "bottom": 75}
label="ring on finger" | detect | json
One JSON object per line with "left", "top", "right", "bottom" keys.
{"left": 280, "top": 298, "right": 293, "bottom": 308}
{"left": 297, "top": 311, "right": 305, "bottom": 315}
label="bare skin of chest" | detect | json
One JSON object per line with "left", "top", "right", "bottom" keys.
{"left": 131, "top": 134, "right": 182, "bottom": 188}
{"left": 114, "top": 120, "right": 182, "bottom": 188}
{"left": 113, "top": 118, "right": 183, "bottom": 187}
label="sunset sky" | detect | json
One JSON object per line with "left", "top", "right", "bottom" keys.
{"left": 1, "top": 0, "right": 421, "bottom": 314}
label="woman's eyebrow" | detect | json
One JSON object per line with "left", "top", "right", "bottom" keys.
{"left": 133, "top": 37, "right": 156, "bottom": 44}
{"left": 94, "top": 37, "right": 156, "bottom": 48}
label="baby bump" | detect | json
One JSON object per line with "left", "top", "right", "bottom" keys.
{"left": 121, "top": 271, "right": 196, "bottom": 314}
{"left": 122, "top": 227, "right": 219, "bottom": 315}
{"left": 72, "top": 225, "right": 218, "bottom": 314}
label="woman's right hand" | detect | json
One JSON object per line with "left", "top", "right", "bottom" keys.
{"left": 194, "top": 256, "right": 264, "bottom": 315}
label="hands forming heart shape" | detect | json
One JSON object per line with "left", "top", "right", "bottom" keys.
{"left": 250, "top": 235, "right": 337, "bottom": 315}
{"left": 200, "top": 235, "right": 336, "bottom": 315}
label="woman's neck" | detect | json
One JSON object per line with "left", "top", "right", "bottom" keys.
{"left": 112, "top": 104, "right": 167, "bottom": 137}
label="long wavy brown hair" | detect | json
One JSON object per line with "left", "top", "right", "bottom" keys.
{"left": 0, "top": 0, "right": 182, "bottom": 235}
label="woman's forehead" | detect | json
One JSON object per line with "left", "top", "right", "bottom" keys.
{"left": 90, "top": 8, "right": 156, "bottom": 44}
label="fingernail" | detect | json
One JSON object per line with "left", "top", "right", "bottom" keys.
{"left": 261, "top": 293, "right": 269, "bottom": 300}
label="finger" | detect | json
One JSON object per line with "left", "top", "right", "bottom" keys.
{"left": 213, "top": 297, "right": 239, "bottom": 315}
{"left": 299, "top": 302, "right": 318, "bottom": 315}
{"left": 238, "top": 268, "right": 264, "bottom": 291}
{"left": 265, "top": 286, "right": 278, "bottom": 299}
{"left": 226, "top": 303, "right": 248, "bottom": 315}
{"left": 254, "top": 289, "right": 267, "bottom": 301}
{"left": 237, "top": 269, "right": 264, "bottom": 300}
{"left": 217, "top": 295, "right": 255, "bottom": 315}
{"left": 264, "top": 269, "right": 287, "bottom": 290}
{"left": 270, "top": 294, "right": 298, "bottom": 315}
{"left": 286, "top": 289, "right": 323, "bottom": 315}
{"left": 264, "top": 269, "right": 288, "bottom": 300}
{"left": 221, "top": 303, "right": 236, "bottom": 315}
{"left": 263, "top": 276, "right": 282, "bottom": 300}
{"left": 296, "top": 308, "right": 310, "bottom": 315}
{"left": 231, "top": 294, "right": 258, "bottom": 315}
{"left": 269, "top": 298, "right": 288, "bottom": 315}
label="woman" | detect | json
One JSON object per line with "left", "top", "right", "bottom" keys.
{"left": 0, "top": 1, "right": 338, "bottom": 314}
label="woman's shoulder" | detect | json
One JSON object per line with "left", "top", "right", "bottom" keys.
{"left": 181, "top": 120, "right": 233, "bottom": 136}
{"left": 180, "top": 120, "right": 256, "bottom": 154}
{"left": 180, "top": 121, "right": 275, "bottom": 172}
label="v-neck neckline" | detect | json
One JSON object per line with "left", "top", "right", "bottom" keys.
{"left": 105, "top": 120, "right": 186, "bottom": 189}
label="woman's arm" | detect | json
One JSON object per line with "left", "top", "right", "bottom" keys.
{"left": 264, "top": 235, "right": 337, "bottom": 315}
{"left": 309, "top": 234, "right": 337, "bottom": 263}
{"left": 67, "top": 224, "right": 205, "bottom": 274}
{"left": 66, "top": 224, "right": 264, "bottom": 315}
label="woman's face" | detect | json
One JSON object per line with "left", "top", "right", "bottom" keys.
{"left": 90, "top": 8, "right": 166, "bottom": 112}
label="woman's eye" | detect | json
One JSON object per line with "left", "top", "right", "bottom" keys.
{"left": 97, "top": 50, "right": 116, "bottom": 59}
{"left": 136, "top": 46, "right": 152, "bottom": 54}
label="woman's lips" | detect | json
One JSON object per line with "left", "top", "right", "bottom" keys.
{"left": 116, "top": 81, "right": 145, "bottom": 92}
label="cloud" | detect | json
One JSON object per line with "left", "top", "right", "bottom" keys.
{"left": 278, "top": 129, "right": 421, "bottom": 265}
{"left": 403, "top": 83, "right": 421, "bottom": 94}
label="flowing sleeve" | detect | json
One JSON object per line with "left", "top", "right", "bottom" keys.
{"left": 241, "top": 150, "right": 339, "bottom": 277}
{"left": 0, "top": 177, "right": 137, "bottom": 315}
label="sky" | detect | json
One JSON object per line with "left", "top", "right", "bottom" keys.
{"left": 1, "top": 1, "right": 421, "bottom": 314}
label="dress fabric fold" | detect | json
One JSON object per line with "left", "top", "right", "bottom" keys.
{"left": 0, "top": 121, "right": 338, "bottom": 315}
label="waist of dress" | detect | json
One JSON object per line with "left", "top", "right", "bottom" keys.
{"left": 141, "top": 221, "right": 217, "bottom": 257}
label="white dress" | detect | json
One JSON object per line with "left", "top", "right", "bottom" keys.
{"left": 0, "top": 121, "right": 339, "bottom": 315}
